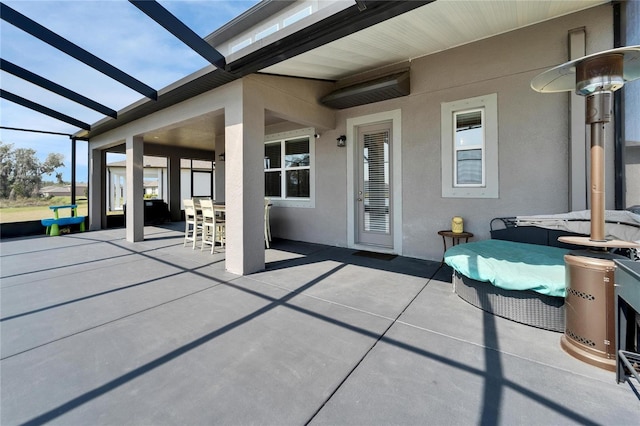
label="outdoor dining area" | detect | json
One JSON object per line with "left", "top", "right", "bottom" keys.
{"left": 182, "top": 197, "right": 272, "bottom": 253}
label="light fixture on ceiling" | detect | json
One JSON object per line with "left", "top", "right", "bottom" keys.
{"left": 336, "top": 135, "right": 346, "bottom": 147}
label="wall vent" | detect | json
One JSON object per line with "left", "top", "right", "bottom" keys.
{"left": 321, "top": 71, "right": 410, "bottom": 109}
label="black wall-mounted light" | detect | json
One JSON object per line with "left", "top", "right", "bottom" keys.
{"left": 337, "top": 135, "right": 346, "bottom": 147}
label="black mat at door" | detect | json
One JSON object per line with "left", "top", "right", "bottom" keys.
{"left": 353, "top": 251, "right": 397, "bottom": 261}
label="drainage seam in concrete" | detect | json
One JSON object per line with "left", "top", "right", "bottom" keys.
{"left": 0, "top": 279, "right": 232, "bottom": 361}
{"left": 301, "top": 267, "right": 440, "bottom": 424}
{"left": 244, "top": 275, "right": 398, "bottom": 323}
{"left": 395, "top": 319, "right": 618, "bottom": 386}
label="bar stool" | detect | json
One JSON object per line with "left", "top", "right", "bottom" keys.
{"left": 264, "top": 198, "right": 272, "bottom": 248}
{"left": 183, "top": 199, "right": 199, "bottom": 249}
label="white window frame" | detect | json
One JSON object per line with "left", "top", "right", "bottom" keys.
{"left": 265, "top": 127, "right": 315, "bottom": 208}
{"left": 441, "top": 93, "right": 498, "bottom": 198}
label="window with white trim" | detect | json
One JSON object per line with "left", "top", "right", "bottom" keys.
{"left": 265, "top": 128, "right": 315, "bottom": 207}
{"left": 441, "top": 93, "right": 498, "bottom": 198}
{"left": 283, "top": 6, "right": 312, "bottom": 27}
{"left": 256, "top": 24, "right": 279, "bottom": 41}
{"left": 230, "top": 38, "right": 251, "bottom": 53}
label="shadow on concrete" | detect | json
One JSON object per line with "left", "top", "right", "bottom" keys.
{"left": 11, "top": 236, "right": 598, "bottom": 426}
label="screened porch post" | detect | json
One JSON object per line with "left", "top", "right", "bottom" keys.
{"left": 224, "top": 83, "right": 265, "bottom": 275}
{"left": 125, "top": 135, "right": 144, "bottom": 242}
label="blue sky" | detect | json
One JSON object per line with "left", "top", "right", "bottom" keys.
{"left": 0, "top": 0, "right": 259, "bottom": 182}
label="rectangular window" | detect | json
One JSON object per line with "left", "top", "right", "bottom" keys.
{"left": 283, "top": 6, "right": 312, "bottom": 27}
{"left": 264, "top": 142, "right": 282, "bottom": 198}
{"left": 454, "top": 109, "right": 484, "bottom": 186}
{"left": 230, "top": 38, "right": 251, "bottom": 53}
{"left": 441, "top": 93, "right": 498, "bottom": 198}
{"left": 264, "top": 133, "right": 313, "bottom": 203}
{"left": 285, "top": 138, "right": 310, "bottom": 198}
{"left": 256, "top": 24, "right": 279, "bottom": 41}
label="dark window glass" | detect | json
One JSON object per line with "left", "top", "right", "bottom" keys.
{"left": 265, "top": 171, "right": 281, "bottom": 197}
{"left": 455, "top": 110, "right": 482, "bottom": 131}
{"left": 286, "top": 169, "right": 310, "bottom": 197}
{"left": 285, "top": 138, "right": 309, "bottom": 167}
{"left": 265, "top": 143, "right": 281, "bottom": 169}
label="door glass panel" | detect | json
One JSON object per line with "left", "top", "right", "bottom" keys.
{"left": 363, "top": 130, "right": 390, "bottom": 233}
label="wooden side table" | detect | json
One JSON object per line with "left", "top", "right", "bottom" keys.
{"left": 438, "top": 230, "right": 473, "bottom": 264}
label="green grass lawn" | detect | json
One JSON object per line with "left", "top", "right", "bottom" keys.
{"left": 0, "top": 197, "right": 89, "bottom": 223}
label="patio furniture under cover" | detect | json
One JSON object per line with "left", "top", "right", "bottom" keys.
{"left": 445, "top": 239, "right": 569, "bottom": 332}
{"left": 445, "top": 239, "right": 569, "bottom": 297}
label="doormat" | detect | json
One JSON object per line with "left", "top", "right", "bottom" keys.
{"left": 353, "top": 250, "right": 397, "bottom": 261}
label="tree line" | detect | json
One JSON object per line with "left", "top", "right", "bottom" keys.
{"left": 0, "top": 141, "right": 65, "bottom": 199}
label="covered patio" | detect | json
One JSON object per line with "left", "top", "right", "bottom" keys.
{"left": 1, "top": 225, "right": 637, "bottom": 425}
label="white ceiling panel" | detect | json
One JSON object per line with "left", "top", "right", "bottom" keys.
{"left": 262, "top": 0, "right": 608, "bottom": 80}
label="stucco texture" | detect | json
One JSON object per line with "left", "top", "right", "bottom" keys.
{"left": 277, "top": 4, "right": 615, "bottom": 261}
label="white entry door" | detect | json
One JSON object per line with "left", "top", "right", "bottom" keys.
{"left": 356, "top": 122, "right": 393, "bottom": 247}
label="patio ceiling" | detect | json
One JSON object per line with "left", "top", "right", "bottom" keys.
{"left": 143, "top": 0, "right": 609, "bottom": 150}
{"left": 141, "top": 110, "right": 286, "bottom": 150}
{"left": 262, "top": 0, "right": 610, "bottom": 81}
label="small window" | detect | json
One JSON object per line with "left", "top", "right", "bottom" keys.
{"left": 454, "top": 109, "right": 484, "bottom": 186}
{"left": 265, "top": 129, "right": 315, "bottom": 207}
{"left": 264, "top": 142, "right": 282, "bottom": 198}
{"left": 230, "top": 38, "right": 251, "bottom": 53}
{"left": 441, "top": 93, "right": 498, "bottom": 198}
{"left": 285, "top": 138, "right": 310, "bottom": 198}
{"left": 256, "top": 24, "right": 279, "bottom": 41}
{"left": 283, "top": 6, "right": 312, "bottom": 27}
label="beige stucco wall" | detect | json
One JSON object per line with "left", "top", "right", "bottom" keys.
{"left": 271, "top": 4, "right": 615, "bottom": 261}
{"left": 626, "top": 146, "right": 640, "bottom": 208}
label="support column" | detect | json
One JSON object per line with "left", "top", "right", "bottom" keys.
{"left": 88, "top": 148, "right": 104, "bottom": 231}
{"left": 168, "top": 154, "right": 182, "bottom": 221}
{"left": 215, "top": 135, "right": 226, "bottom": 202}
{"left": 126, "top": 135, "right": 144, "bottom": 242}
{"left": 225, "top": 82, "right": 265, "bottom": 275}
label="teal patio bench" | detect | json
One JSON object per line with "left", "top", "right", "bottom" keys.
{"left": 41, "top": 205, "right": 86, "bottom": 236}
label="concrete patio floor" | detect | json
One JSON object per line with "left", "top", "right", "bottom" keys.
{"left": 1, "top": 223, "right": 638, "bottom": 425}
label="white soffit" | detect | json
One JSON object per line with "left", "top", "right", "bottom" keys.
{"left": 262, "top": 0, "right": 609, "bottom": 80}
